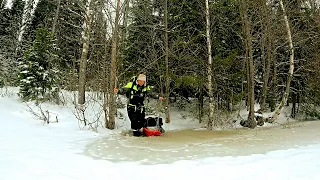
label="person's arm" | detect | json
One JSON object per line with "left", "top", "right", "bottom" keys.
{"left": 114, "top": 81, "right": 133, "bottom": 98}
{"left": 146, "top": 86, "right": 164, "bottom": 101}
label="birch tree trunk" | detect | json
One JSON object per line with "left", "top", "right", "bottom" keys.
{"left": 205, "top": 0, "right": 214, "bottom": 130}
{"left": 51, "top": 0, "right": 61, "bottom": 35}
{"left": 246, "top": 12, "right": 256, "bottom": 128}
{"left": 123, "top": 0, "right": 130, "bottom": 37}
{"left": 103, "top": 44, "right": 109, "bottom": 129}
{"left": 16, "top": 0, "right": 37, "bottom": 56}
{"left": 270, "top": 41, "right": 277, "bottom": 112}
{"left": 78, "top": 0, "right": 93, "bottom": 106}
{"left": 239, "top": 0, "right": 248, "bottom": 111}
{"left": 271, "top": 0, "right": 294, "bottom": 122}
{"left": 92, "top": 0, "right": 109, "bottom": 129}
{"left": 238, "top": 0, "right": 250, "bottom": 112}
{"left": 260, "top": 0, "right": 272, "bottom": 112}
{"left": 164, "top": 0, "right": 171, "bottom": 123}
{"left": 107, "top": 0, "right": 121, "bottom": 129}
{"left": 240, "top": 0, "right": 256, "bottom": 128}
{"left": 198, "top": 87, "right": 204, "bottom": 123}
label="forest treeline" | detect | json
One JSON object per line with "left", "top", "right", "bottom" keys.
{"left": 0, "top": 0, "right": 319, "bottom": 130}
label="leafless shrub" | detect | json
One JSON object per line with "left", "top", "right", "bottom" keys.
{"left": 0, "top": 87, "right": 15, "bottom": 98}
{"left": 25, "top": 103, "right": 59, "bottom": 124}
{"left": 72, "top": 93, "right": 104, "bottom": 132}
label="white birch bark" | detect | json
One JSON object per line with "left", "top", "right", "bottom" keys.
{"left": 78, "top": 0, "right": 93, "bottom": 106}
{"left": 271, "top": 0, "right": 294, "bottom": 121}
{"left": 107, "top": 0, "right": 121, "bottom": 129}
{"left": 205, "top": 0, "right": 215, "bottom": 130}
{"left": 164, "top": 0, "right": 171, "bottom": 124}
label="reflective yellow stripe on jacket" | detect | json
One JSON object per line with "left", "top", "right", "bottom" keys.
{"left": 123, "top": 81, "right": 151, "bottom": 99}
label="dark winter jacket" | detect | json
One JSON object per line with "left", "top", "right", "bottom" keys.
{"left": 119, "top": 79, "right": 159, "bottom": 106}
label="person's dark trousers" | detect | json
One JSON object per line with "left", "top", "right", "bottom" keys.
{"left": 127, "top": 105, "right": 146, "bottom": 136}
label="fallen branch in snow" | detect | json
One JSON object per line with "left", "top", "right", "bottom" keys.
{"left": 48, "top": 111, "right": 59, "bottom": 123}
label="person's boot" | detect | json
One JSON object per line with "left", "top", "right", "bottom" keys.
{"left": 132, "top": 129, "right": 142, "bottom": 137}
{"left": 159, "top": 126, "right": 165, "bottom": 133}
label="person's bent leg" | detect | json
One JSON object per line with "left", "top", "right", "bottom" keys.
{"left": 137, "top": 107, "right": 147, "bottom": 136}
{"left": 127, "top": 106, "right": 141, "bottom": 136}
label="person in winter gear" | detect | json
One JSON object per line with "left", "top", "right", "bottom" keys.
{"left": 114, "top": 74, "right": 163, "bottom": 136}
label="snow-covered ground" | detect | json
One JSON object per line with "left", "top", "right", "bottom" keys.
{"left": 1, "top": 87, "right": 320, "bottom": 180}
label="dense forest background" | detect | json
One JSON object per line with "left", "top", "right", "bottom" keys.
{"left": 0, "top": 0, "right": 319, "bottom": 130}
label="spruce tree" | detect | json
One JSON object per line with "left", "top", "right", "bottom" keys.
{"left": 55, "top": 0, "right": 83, "bottom": 84}
{"left": 18, "top": 27, "right": 60, "bottom": 102}
{"left": 0, "top": 2, "right": 11, "bottom": 85}
{"left": 123, "top": 0, "right": 163, "bottom": 85}
{"left": 6, "top": 0, "right": 25, "bottom": 85}
{"left": 0, "top": 0, "right": 8, "bottom": 10}
{"left": 22, "top": 0, "right": 56, "bottom": 50}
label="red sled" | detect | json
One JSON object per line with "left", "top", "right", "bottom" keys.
{"left": 143, "top": 128, "right": 162, "bottom": 136}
